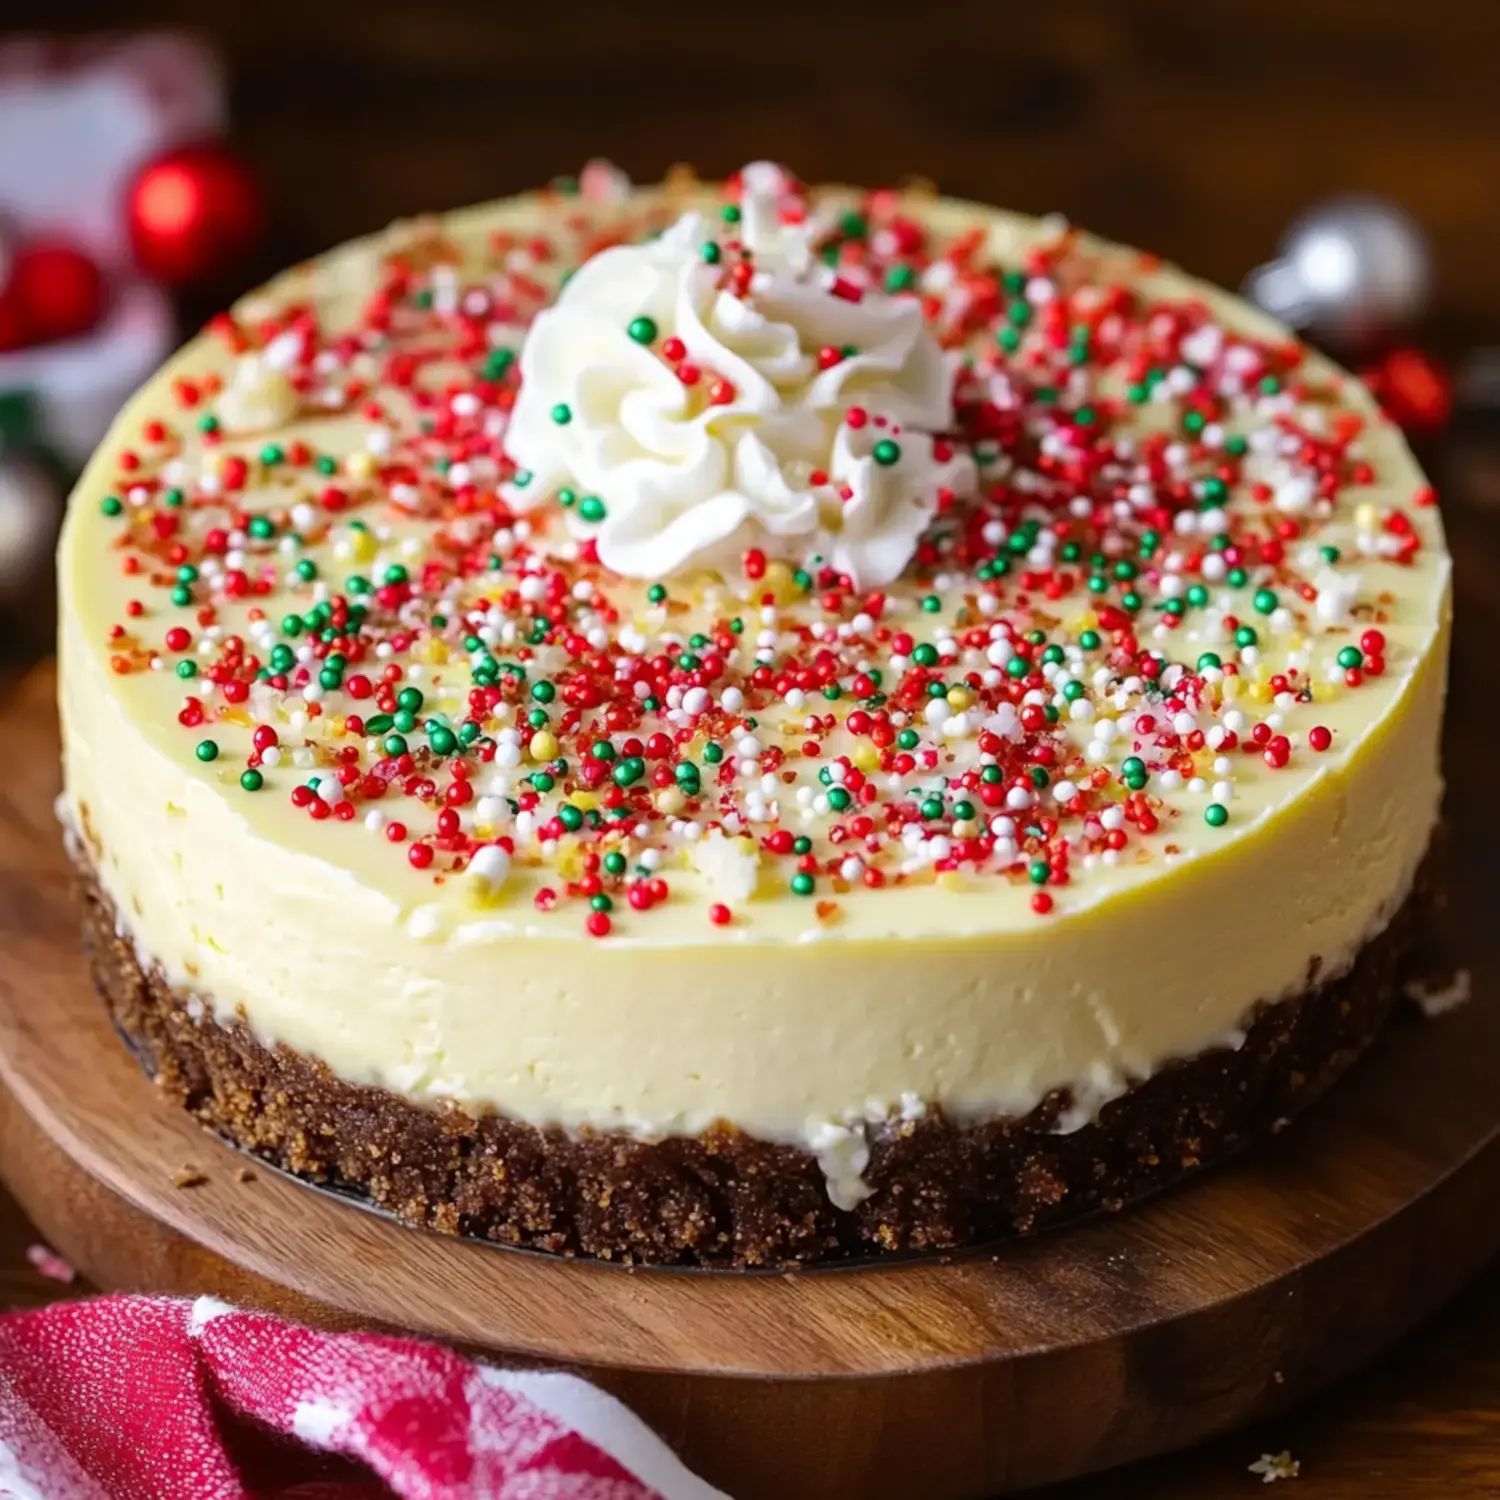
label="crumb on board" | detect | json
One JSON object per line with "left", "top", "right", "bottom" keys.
{"left": 25, "top": 1244, "right": 76, "bottom": 1284}
{"left": 172, "top": 1166, "right": 209, "bottom": 1189}
{"left": 1406, "top": 968, "right": 1472, "bottom": 1018}
{"left": 1249, "top": 1451, "right": 1300, "bottom": 1483}
{"left": 235, "top": 1166, "right": 255, "bottom": 1184}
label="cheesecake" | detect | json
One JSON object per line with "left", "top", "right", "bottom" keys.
{"left": 58, "top": 163, "right": 1450, "bottom": 1265}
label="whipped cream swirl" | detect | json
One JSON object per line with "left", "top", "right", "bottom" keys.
{"left": 503, "top": 163, "right": 974, "bottom": 586}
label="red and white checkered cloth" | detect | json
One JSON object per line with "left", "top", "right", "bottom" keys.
{"left": 0, "top": 1293, "right": 729, "bottom": 1499}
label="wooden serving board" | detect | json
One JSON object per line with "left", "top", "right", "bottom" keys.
{"left": 1, "top": 661, "right": 1497, "bottom": 1500}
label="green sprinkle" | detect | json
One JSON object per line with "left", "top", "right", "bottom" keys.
{"left": 872, "top": 438, "right": 901, "bottom": 467}
{"left": 1337, "top": 645, "right": 1363, "bottom": 670}
{"left": 428, "top": 726, "right": 458, "bottom": 756}
{"left": 550, "top": 402, "right": 572, "bottom": 425}
{"left": 100, "top": 496, "right": 123, "bottom": 517}
{"left": 240, "top": 768, "right": 264, "bottom": 792}
{"left": 790, "top": 872, "right": 815, "bottom": 896}
{"left": 1197, "top": 652, "right": 1223, "bottom": 672}
{"left": 195, "top": 740, "right": 219, "bottom": 763}
{"left": 700, "top": 241, "right": 722, "bottom": 264}
{"left": 383, "top": 734, "right": 408, "bottom": 757}
{"left": 176, "top": 660, "right": 196, "bottom": 679}
{"left": 627, "top": 315, "right": 658, "bottom": 344}
{"left": 578, "top": 495, "right": 607, "bottom": 524}
{"left": 1253, "top": 589, "right": 1278, "bottom": 615}
{"left": 1205, "top": 803, "right": 1229, "bottom": 827}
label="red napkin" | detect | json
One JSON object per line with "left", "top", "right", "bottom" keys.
{"left": 0, "top": 1293, "right": 728, "bottom": 1499}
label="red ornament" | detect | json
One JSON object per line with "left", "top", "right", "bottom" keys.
{"left": 3, "top": 243, "right": 105, "bottom": 347}
{"left": 1360, "top": 347, "right": 1454, "bottom": 437}
{"left": 126, "top": 143, "right": 264, "bottom": 287}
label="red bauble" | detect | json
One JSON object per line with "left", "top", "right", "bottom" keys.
{"left": 5, "top": 243, "right": 105, "bottom": 346}
{"left": 126, "top": 143, "right": 264, "bottom": 287}
{"left": 0, "top": 290, "right": 25, "bottom": 354}
{"left": 1361, "top": 347, "right": 1454, "bottom": 438}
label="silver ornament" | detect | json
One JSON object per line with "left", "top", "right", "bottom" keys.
{"left": 1242, "top": 196, "right": 1431, "bottom": 350}
{"left": 0, "top": 453, "right": 57, "bottom": 592}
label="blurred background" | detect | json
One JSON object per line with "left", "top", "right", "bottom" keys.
{"left": 0, "top": 0, "right": 1497, "bottom": 632}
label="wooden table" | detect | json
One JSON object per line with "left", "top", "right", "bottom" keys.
{"left": 5, "top": 5, "right": 1500, "bottom": 1491}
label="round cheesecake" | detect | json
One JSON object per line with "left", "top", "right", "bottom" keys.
{"left": 58, "top": 164, "right": 1450, "bottom": 1265}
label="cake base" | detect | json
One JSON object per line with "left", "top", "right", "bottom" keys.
{"left": 4, "top": 665, "right": 1500, "bottom": 1498}
{"left": 72, "top": 843, "right": 1423, "bottom": 1268}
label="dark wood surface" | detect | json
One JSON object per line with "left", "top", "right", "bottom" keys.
{"left": 6, "top": 4, "right": 1500, "bottom": 1492}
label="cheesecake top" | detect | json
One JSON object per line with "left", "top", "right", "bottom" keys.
{"left": 60, "top": 162, "right": 1448, "bottom": 950}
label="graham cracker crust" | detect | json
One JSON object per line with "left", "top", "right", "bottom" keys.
{"left": 73, "top": 850, "right": 1428, "bottom": 1267}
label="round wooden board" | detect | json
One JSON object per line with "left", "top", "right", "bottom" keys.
{"left": 1, "top": 661, "right": 1497, "bottom": 1500}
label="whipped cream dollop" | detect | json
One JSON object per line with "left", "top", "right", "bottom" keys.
{"left": 503, "top": 163, "right": 974, "bottom": 586}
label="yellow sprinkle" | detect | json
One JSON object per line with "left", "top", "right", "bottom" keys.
{"left": 951, "top": 818, "right": 980, "bottom": 839}
{"left": 937, "top": 870, "right": 966, "bottom": 892}
{"left": 570, "top": 791, "right": 601, "bottom": 812}
{"left": 1354, "top": 501, "right": 1381, "bottom": 532}
{"left": 945, "top": 687, "right": 973, "bottom": 710}
{"left": 760, "top": 561, "right": 801, "bottom": 606}
{"left": 1247, "top": 681, "right": 1273, "bottom": 703}
{"left": 851, "top": 744, "right": 881, "bottom": 773}
{"left": 528, "top": 730, "right": 558, "bottom": 762}
{"left": 656, "top": 787, "right": 686, "bottom": 815}
{"left": 346, "top": 528, "right": 377, "bottom": 563}
{"left": 420, "top": 638, "right": 450, "bottom": 665}
{"left": 345, "top": 451, "right": 377, "bottom": 480}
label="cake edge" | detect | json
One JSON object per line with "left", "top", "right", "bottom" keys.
{"left": 72, "top": 841, "right": 1435, "bottom": 1268}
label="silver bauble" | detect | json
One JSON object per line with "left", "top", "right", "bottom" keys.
{"left": 0, "top": 454, "right": 57, "bottom": 592}
{"left": 1242, "top": 196, "right": 1431, "bottom": 350}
